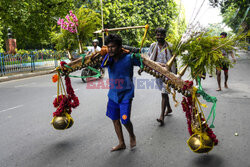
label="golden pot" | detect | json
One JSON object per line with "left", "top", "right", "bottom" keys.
{"left": 52, "top": 115, "right": 74, "bottom": 130}
{"left": 187, "top": 133, "right": 214, "bottom": 153}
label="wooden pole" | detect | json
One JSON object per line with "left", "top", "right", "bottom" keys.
{"left": 101, "top": 0, "right": 105, "bottom": 45}
{"left": 93, "top": 25, "right": 146, "bottom": 34}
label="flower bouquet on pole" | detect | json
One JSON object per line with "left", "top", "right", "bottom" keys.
{"left": 51, "top": 7, "right": 102, "bottom": 61}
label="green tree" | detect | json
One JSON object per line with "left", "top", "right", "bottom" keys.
{"left": 206, "top": 23, "right": 229, "bottom": 36}
{"left": 209, "top": 0, "right": 249, "bottom": 32}
{"left": 0, "top": 0, "right": 185, "bottom": 50}
{"left": 167, "top": 0, "right": 187, "bottom": 44}
{"left": 0, "top": 0, "right": 76, "bottom": 49}
{"left": 0, "top": 25, "right": 3, "bottom": 53}
{"left": 85, "top": 0, "right": 182, "bottom": 47}
{"left": 77, "top": 7, "right": 102, "bottom": 46}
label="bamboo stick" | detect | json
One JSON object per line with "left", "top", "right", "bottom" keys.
{"left": 140, "top": 55, "right": 192, "bottom": 92}
{"left": 94, "top": 25, "right": 146, "bottom": 34}
{"left": 49, "top": 53, "right": 99, "bottom": 74}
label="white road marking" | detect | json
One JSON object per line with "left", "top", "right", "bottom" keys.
{"left": 0, "top": 105, "right": 24, "bottom": 114}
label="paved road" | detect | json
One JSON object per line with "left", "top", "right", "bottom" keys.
{"left": 0, "top": 51, "right": 249, "bottom": 167}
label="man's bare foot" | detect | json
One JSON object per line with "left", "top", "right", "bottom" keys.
{"left": 224, "top": 83, "right": 228, "bottom": 88}
{"left": 130, "top": 136, "right": 136, "bottom": 149}
{"left": 165, "top": 109, "right": 172, "bottom": 116}
{"left": 156, "top": 118, "right": 164, "bottom": 126}
{"left": 110, "top": 144, "right": 126, "bottom": 152}
{"left": 216, "top": 88, "right": 222, "bottom": 91}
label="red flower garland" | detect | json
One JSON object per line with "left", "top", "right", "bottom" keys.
{"left": 65, "top": 76, "right": 79, "bottom": 108}
{"left": 182, "top": 80, "right": 193, "bottom": 91}
{"left": 53, "top": 61, "right": 79, "bottom": 117}
{"left": 181, "top": 80, "right": 193, "bottom": 135}
{"left": 204, "top": 119, "right": 219, "bottom": 145}
{"left": 182, "top": 80, "right": 218, "bottom": 145}
{"left": 181, "top": 97, "right": 193, "bottom": 136}
{"left": 207, "top": 127, "right": 219, "bottom": 145}
{"left": 60, "top": 61, "right": 67, "bottom": 67}
{"left": 53, "top": 95, "right": 72, "bottom": 117}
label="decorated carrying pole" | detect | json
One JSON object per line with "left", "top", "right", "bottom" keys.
{"left": 51, "top": 24, "right": 221, "bottom": 154}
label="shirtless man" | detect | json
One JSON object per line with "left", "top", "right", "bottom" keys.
{"left": 216, "top": 32, "right": 236, "bottom": 91}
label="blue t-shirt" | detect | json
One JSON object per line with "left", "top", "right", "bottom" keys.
{"left": 102, "top": 53, "right": 141, "bottom": 103}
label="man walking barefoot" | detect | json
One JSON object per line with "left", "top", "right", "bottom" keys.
{"left": 148, "top": 27, "right": 177, "bottom": 126}
{"left": 102, "top": 34, "right": 141, "bottom": 151}
{"left": 216, "top": 32, "right": 236, "bottom": 91}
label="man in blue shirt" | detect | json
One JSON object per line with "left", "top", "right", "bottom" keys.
{"left": 102, "top": 34, "right": 141, "bottom": 151}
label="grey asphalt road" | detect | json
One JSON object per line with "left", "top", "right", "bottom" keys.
{"left": 0, "top": 51, "right": 249, "bottom": 167}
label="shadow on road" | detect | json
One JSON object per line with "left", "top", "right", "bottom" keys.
{"left": 190, "top": 154, "right": 224, "bottom": 167}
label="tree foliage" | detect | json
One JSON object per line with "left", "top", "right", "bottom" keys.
{"left": 206, "top": 23, "right": 231, "bottom": 36}
{"left": 85, "top": 0, "right": 185, "bottom": 47}
{"left": 77, "top": 7, "right": 102, "bottom": 45}
{"left": 0, "top": 0, "right": 76, "bottom": 50}
{"left": 0, "top": 25, "right": 3, "bottom": 53}
{"left": 0, "top": 0, "right": 186, "bottom": 51}
{"left": 166, "top": 0, "right": 187, "bottom": 44}
{"left": 209, "top": 0, "right": 249, "bottom": 32}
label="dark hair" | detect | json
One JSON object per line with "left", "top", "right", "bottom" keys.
{"left": 105, "top": 34, "right": 122, "bottom": 47}
{"left": 220, "top": 32, "right": 227, "bottom": 37}
{"left": 155, "top": 27, "right": 166, "bottom": 35}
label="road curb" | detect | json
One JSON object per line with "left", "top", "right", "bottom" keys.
{"left": 0, "top": 70, "right": 54, "bottom": 83}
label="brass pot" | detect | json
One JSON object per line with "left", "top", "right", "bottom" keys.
{"left": 187, "top": 133, "right": 214, "bottom": 153}
{"left": 52, "top": 115, "right": 74, "bottom": 130}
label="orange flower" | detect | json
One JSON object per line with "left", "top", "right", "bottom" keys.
{"left": 100, "top": 46, "right": 108, "bottom": 56}
{"left": 122, "top": 114, "right": 127, "bottom": 120}
{"left": 52, "top": 74, "right": 58, "bottom": 83}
